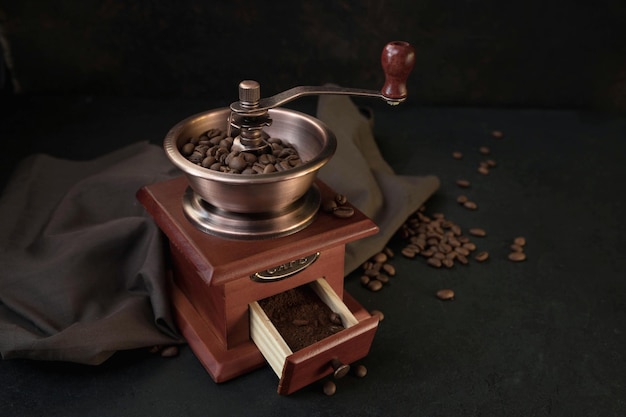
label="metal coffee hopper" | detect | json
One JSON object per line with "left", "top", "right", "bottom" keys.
{"left": 137, "top": 41, "right": 415, "bottom": 394}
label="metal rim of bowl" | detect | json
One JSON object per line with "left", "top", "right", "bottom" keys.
{"left": 164, "top": 107, "right": 337, "bottom": 185}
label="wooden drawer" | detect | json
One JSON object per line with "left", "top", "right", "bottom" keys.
{"left": 249, "top": 278, "right": 379, "bottom": 395}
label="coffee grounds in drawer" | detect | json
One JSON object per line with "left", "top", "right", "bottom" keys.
{"left": 258, "top": 284, "right": 345, "bottom": 352}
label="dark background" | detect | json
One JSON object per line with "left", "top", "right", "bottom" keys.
{"left": 2, "top": 1, "right": 626, "bottom": 112}
{"left": 2, "top": 2, "right": 626, "bottom": 417}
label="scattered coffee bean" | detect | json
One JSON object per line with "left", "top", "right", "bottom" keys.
{"left": 335, "top": 193, "right": 348, "bottom": 205}
{"left": 322, "top": 199, "right": 338, "bottom": 213}
{"left": 479, "top": 146, "right": 491, "bottom": 155}
{"left": 510, "top": 243, "right": 524, "bottom": 252}
{"left": 370, "top": 309, "right": 384, "bottom": 322}
{"left": 508, "top": 251, "right": 527, "bottom": 262}
{"left": 474, "top": 251, "right": 489, "bottom": 262}
{"left": 436, "top": 289, "right": 455, "bottom": 301}
{"left": 382, "top": 263, "right": 396, "bottom": 276}
{"left": 376, "top": 274, "right": 390, "bottom": 284}
{"left": 427, "top": 257, "right": 442, "bottom": 268}
{"left": 486, "top": 159, "right": 497, "bottom": 167}
{"left": 160, "top": 345, "right": 179, "bottom": 358}
{"left": 360, "top": 275, "right": 371, "bottom": 286}
{"left": 383, "top": 247, "right": 394, "bottom": 258}
{"left": 367, "top": 279, "right": 383, "bottom": 292}
{"left": 514, "top": 236, "right": 526, "bottom": 246}
{"left": 462, "top": 242, "right": 477, "bottom": 251}
{"left": 333, "top": 206, "right": 355, "bottom": 219}
{"left": 401, "top": 247, "right": 417, "bottom": 258}
{"left": 373, "top": 252, "right": 388, "bottom": 263}
{"left": 457, "top": 195, "right": 469, "bottom": 204}
{"left": 491, "top": 130, "right": 504, "bottom": 139}
{"left": 323, "top": 380, "right": 337, "bottom": 396}
{"left": 456, "top": 179, "right": 471, "bottom": 188}
{"left": 469, "top": 228, "right": 487, "bottom": 237}
{"left": 477, "top": 165, "right": 490, "bottom": 175}
{"left": 353, "top": 364, "right": 368, "bottom": 378}
{"left": 463, "top": 201, "right": 478, "bottom": 210}
{"left": 452, "top": 151, "right": 463, "bottom": 159}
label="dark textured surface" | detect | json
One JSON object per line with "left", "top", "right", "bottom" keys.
{"left": 2, "top": 1, "right": 626, "bottom": 111}
{"left": 1, "top": 95, "right": 625, "bottom": 416}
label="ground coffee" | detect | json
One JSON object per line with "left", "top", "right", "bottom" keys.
{"left": 258, "top": 284, "right": 345, "bottom": 352}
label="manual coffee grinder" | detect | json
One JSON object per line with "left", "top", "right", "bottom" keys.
{"left": 137, "top": 41, "right": 415, "bottom": 395}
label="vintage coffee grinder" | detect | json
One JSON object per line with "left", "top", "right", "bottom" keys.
{"left": 137, "top": 41, "right": 415, "bottom": 394}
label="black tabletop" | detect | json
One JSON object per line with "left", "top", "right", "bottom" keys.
{"left": 1, "top": 96, "right": 625, "bottom": 416}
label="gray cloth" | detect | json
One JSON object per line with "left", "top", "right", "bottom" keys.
{"left": 317, "top": 94, "right": 440, "bottom": 274}
{"left": 0, "top": 96, "right": 438, "bottom": 365}
{"left": 0, "top": 143, "right": 182, "bottom": 364}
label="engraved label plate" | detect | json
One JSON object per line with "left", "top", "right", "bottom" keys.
{"left": 251, "top": 252, "right": 320, "bottom": 282}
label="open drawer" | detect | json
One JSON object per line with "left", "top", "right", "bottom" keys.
{"left": 249, "top": 278, "right": 379, "bottom": 395}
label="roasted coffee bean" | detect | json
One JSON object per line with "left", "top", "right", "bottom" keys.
{"left": 383, "top": 247, "right": 394, "bottom": 258}
{"left": 181, "top": 128, "right": 303, "bottom": 174}
{"left": 456, "top": 179, "right": 471, "bottom": 188}
{"left": 452, "top": 151, "right": 463, "bottom": 159}
{"left": 160, "top": 345, "right": 180, "bottom": 358}
{"left": 427, "top": 257, "right": 442, "bottom": 268}
{"left": 335, "top": 193, "right": 348, "bottom": 205}
{"left": 463, "top": 201, "right": 478, "bottom": 210}
{"left": 323, "top": 380, "right": 337, "bottom": 396}
{"left": 401, "top": 247, "right": 417, "bottom": 258}
{"left": 360, "top": 275, "right": 371, "bottom": 286}
{"left": 510, "top": 243, "right": 524, "bottom": 252}
{"left": 492, "top": 130, "right": 504, "bottom": 139}
{"left": 353, "top": 364, "right": 368, "bottom": 378}
{"left": 479, "top": 146, "right": 490, "bottom": 155}
{"left": 364, "top": 268, "right": 380, "bottom": 278}
{"left": 370, "top": 309, "right": 384, "bottom": 322}
{"left": 486, "top": 159, "right": 497, "bottom": 167}
{"left": 514, "top": 236, "right": 526, "bottom": 246}
{"left": 462, "top": 242, "right": 477, "bottom": 251}
{"left": 181, "top": 142, "right": 195, "bottom": 156}
{"left": 454, "top": 246, "right": 470, "bottom": 256}
{"left": 469, "top": 228, "right": 487, "bottom": 237}
{"left": 367, "top": 279, "right": 383, "bottom": 292}
{"left": 436, "top": 289, "right": 455, "bottom": 301}
{"left": 373, "top": 252, "right": 388, "bottom": 263}
{"left": 477, "top": 165, "right": 490, "bottom": 175}
{"left": 474, "top": 251, "right": 489, "bottom": 262}
{"left": 376, "top": 274, "right": 390, "bottom": 284}
{"left": 508, "top": 251, "right": 527, "bottom": 262}
{"left": 433, "top": 252, "right": 446, "bottom": 261}
{"left": 442, "top": 258, "right": 454, "bottom": 268}
{"left": 456, "top": 254, "right": 469, "bottom": 265}
{"left": 333, "top": 206, "right": 355, "bottom": 218}
{"left": 322, "top": 199, "right": 338, "bottom": 213}
{"left": 382, "top": 263, "right": 396, "bottom": 276}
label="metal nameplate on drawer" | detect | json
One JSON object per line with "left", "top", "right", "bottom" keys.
{"left": 251, "top": 252, "right": 320, "bottom": 282}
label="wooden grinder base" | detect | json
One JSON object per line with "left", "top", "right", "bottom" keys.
{"left": 137, "top": 176, "right": 380, "bottom": 394}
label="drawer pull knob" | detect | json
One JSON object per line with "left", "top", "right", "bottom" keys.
{"left": 330, "top": 359, "right": 351, "bottom": 379}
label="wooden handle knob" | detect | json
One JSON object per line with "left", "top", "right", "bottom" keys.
{"left": 381, "top": 41, "right": 416, "bottom": 102}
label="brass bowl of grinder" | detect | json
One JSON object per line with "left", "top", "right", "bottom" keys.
{"left": 164, "top": 107, "right": 337, "bottom": 239}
